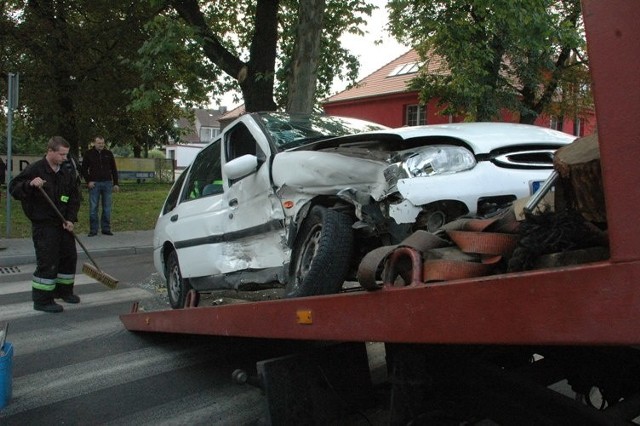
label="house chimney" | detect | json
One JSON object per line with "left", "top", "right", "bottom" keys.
{"left": 219, "top": 106, "right": 227, "bottom": 114}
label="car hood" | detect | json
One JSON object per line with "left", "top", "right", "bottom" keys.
{"left": 300, "top": 122, "right": 576, "bottom": 154}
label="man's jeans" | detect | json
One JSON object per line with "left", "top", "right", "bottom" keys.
{"left": 89, "top": 181, "right": 113, "bottom": 233}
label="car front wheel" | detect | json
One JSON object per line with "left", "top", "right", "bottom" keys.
{"left": 286, "top": 205, "right": 354, "bottom": 298}
{"left": 166, "top": 250, "right": 192, "bottom": 309}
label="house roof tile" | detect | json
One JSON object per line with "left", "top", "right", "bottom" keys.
{"left": 195, "top": 108, "right": 226, "bottom": 127}
{"left": 220, "top": 104, "right": 245, "bottom": 121}
{"left": 323, "top": 49, "right": 445, "bottom": 104}
{"left": 175, "top": 108, "right": 227, "bottom": 143}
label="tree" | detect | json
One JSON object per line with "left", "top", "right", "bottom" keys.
{"left": 169, "top": 0, "right": 280, "bottom": 112}
{"left": 387, "top": 0, "right": 590, "bottom": 124}
{"left": 142, "top": 0, "right": 374, "bottom": 113}
{"left": 285, "top": 0, "right": 325, "bottom": 114}
{"left": 2, "top": 0, "right": 375, "bottom": 158}
{"left": 276, "top": 0, "right": 374, "bottom": 110}
{"left": 0, "top": 0, "right": 191, "bottom": 157}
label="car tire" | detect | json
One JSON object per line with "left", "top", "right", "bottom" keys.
{"left": 286, "top": 205, "right": 354, "bottom": 298}
{"left": 166, "top": 250, "right": 192, "bottom": 309}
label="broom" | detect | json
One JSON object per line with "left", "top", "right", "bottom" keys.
{"left": 38, "top": 186, "right": 119, "bottom": 289}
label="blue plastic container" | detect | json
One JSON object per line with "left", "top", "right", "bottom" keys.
{"left": 0, "top": 342, "right": 13, "bottom": 409}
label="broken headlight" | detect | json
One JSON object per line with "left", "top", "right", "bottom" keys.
{"left": 401, "top": 145, "right": 476, "bottom": 178}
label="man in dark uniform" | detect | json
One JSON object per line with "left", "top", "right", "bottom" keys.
{"left": 10, "top": 136, "right": 81, "bottom": 313}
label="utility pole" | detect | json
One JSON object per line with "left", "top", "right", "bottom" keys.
{"left": 5, "top": 72, "right": 19, "bottom": 237}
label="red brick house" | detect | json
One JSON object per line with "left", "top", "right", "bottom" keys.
{"left": 322, "top": 49, "right": 596, "bottom": 136}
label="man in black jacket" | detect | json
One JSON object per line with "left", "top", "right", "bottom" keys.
{"left": 81, "top": 136, "right": 119, "bottom": 236}
{"left": 9, "top": 136, "right": 81, "bottom": 313}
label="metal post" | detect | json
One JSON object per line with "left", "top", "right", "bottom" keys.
{"left": 5, "top": 72, "right": 19, "bottom": 237}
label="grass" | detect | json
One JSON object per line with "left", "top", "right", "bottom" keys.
{"left": 0, "top": 182, "right": 173, "bottom": 238}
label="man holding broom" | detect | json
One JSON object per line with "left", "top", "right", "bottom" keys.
{"left": 9, "top": 136, "right": 81, "bottom": 313}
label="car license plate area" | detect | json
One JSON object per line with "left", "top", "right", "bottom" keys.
{"left": 530, "top": 180, "right": 554, "bottom": 195}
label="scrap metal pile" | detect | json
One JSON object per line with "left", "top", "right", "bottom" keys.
{"left": 357, "top": 133, "right": 609, "bottom": 289}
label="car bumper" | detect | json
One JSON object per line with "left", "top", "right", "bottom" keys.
{"left": 396, "top": 162, "right": 555, "bottom": 214}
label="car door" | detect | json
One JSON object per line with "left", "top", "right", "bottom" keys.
{"left": 220, "top": 118, "right": 289, "bottom": 279}
{"left": 162, "top": 139, "right": 231, "bottom": 279}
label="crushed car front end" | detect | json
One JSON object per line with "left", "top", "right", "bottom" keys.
{"left": 275, "top": 122, "right": 575, "bottom": 243}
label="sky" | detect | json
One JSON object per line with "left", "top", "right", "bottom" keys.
{"left": 330, "top": 0, "right": 409, "bottom": 95}
{"left": 217, "top": 0, "right": 409, "bottom": 109}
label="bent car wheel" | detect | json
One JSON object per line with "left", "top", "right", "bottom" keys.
{"left": 166, "top": 250, "right": 192, "bottom": 309}
{"left": 286, "top": 206, "right": 354, "bottom": 298}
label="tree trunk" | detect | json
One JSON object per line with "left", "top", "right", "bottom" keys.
{"left": 241, "top": 0, "right": 279, "bottom": 112}
{"left": 286, "top": 0, "right": 325, "bottom": 114}
{"left": 553, "top": 132, "right": 606, "bottom": 223}
{"left": 56, "top": 90, "right": 80, "bottom": 158}
{"left": 172, "top": 0, "right": 279, "bottom": 112}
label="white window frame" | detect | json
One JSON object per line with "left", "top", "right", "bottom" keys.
{"left": 406, "top": 104, "right": 426, "bottom": 126}
{"left": 200, "top": 127, "right": 220, "bottom": 142}
{"left": 550, "top": 116, "right": 563, "bottom": 131}
{"left": 388, "top": 62, "right": 420, "bottom": 77}
{"left": 573, "top": 118, "right": 584, "bottom": 137}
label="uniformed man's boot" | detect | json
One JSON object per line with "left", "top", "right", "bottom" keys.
{"left": 55, "top": 283, "right": 80, "bottom": 304}
{"left": 33, "top": 288, "right": 63, "bottom": 313}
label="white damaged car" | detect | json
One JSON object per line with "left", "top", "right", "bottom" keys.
{"left": 154, "top": 112, "right": 575, "bottom": 306}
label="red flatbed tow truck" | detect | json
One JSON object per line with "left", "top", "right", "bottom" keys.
{"left": 121, "top": 2, "right": 640, "bottom": 423}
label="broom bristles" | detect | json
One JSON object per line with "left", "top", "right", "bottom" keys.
{"left": 82, "top": 262, "right": 119, "bottom": 289}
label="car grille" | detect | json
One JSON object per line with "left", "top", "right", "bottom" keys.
{"left": 492, "top": 149, "right": 556, "bottom": 169}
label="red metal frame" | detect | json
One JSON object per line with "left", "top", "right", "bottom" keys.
{"left": 121, "top": 1, "right": 640, "bottom": 345}
{"left": 583, "top": 0, "right": 640, "bottom": 262}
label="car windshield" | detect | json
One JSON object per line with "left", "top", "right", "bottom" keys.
{"left": 258, "top": 112, "right": 387, "bottom": 150}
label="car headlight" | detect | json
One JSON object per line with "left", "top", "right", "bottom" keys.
{"left": 401, "top": 145, "right": 476, "bottom": 177}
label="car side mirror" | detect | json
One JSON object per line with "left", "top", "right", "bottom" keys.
{"left": 224, "top": 154, "right": 260, "bottom": 180}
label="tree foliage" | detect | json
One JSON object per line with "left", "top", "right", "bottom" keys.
{"left": 1, "top": 0, "right": 375, "bottom": 157}
{"left": 0, "top": 0, "right": 180, "bottom": 156}
{"left": 387, "top": 0, "right": 591, "bottom": 124}
{"left": 140, "top": 0, "right": 374, "bottom": 113}
{"left": 276, "top": 0, "right": 373, "bottom": 111}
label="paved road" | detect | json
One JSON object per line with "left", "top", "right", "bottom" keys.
{"left": 0, "top": 253, "right": 271, "bottom": 425}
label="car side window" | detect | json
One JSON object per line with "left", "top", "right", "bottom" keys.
{"left": 184, "top": 139, "right": 223, "bottom": 201}
{"left": 226, "top": 123, "right": 263, "bottom": 162}
{"left": 162, "top": 166, "right": 189, "bottom": 215}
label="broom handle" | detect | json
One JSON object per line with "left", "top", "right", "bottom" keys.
{"left": 37, "top": 185, "right": 102, "bottom": 270}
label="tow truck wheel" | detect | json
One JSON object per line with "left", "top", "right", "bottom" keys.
{"left": 166, "top": 250, "right": 193, "bottom": 309}
{"left": 286, "top": 205, "right": 354, "bottom": 298}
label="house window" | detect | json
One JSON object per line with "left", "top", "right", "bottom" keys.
{"left": 200, "top": 127, "right": 220, "bottom": 142}
{"left": 389, "top": 62, "right": 420, "bottom": 77}
{"left": 406, "top": 105, "right": 426, "bottom": 126}
{"left": 573, "top": 118, "right": 585, "bottom": 137}
{"left": 550, "top": 116, "right": 564, "bottom": 131}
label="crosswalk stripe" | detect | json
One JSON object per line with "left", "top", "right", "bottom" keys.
{"left": 6, "top": 316, "right": 126, "bottom": 355}
{"left": 104, "top": 386, "right": 265, "bottom": 426}
{"left": 0, "top": 274, "right": 98, "bottom": 295}
{"left": 0, "top": 287, "right": 152, "bottom": 321}
{"left": 2, "top": 345, "right": 217, "bottom": 416}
